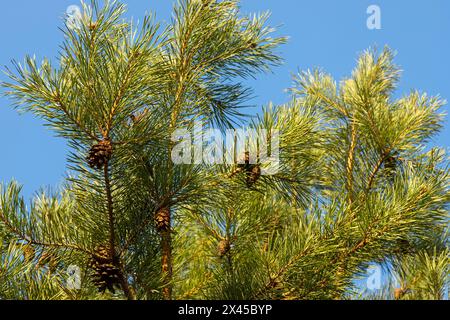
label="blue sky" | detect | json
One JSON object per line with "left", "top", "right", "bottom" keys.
{"left": 0, "top": 0, "right": 449, "bottom": 199}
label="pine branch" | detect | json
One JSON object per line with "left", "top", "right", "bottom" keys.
{"left": 0, "top": 187, "right": 92, "bottom": 256}
{"left": 103, "top": 160, "right": 116, "bottom": 260}
{"left": 53, "top": 93, "right": 100, "bottom": 141}
{"left": 345, "top": 119, "right": 358, "bottom": 207}
{"left": 365, "top": 147, "right": 392, "bottom": 192}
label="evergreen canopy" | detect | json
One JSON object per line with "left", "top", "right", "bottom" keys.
{"left": 0, "top": 0, "right": 448, "bottom": 300}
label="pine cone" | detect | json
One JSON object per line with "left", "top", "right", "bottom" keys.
{"left": 394, "top": 288, "right": 408, "bottom": 300}
{"left": 89, "top": 21, "right": 98, "bottom": 31}
{"left": 246, "top": 165, "right": 261, "bottom": 188}
{"left": 218, "top": 238, "right": 231, "bottom": 258}
{"left": 87, "top": 139, "right": 113, "bottom": 170}
{"left": 23, "top": 244, "right": 35, "bottom": 263}
{"left": 155, "top": 207, "right": 171, "bottom": 232}
{"left": 237, "top": 151, "right": 261, "bottom": 187}
{"left": 90, "top": 246, "right": 121, "bottom": 294}
{"left": 249, "top": 41, "right": 258, "bottom": 49}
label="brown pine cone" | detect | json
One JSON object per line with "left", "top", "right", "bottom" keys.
{"left": 87, "top": 139, "right": 113, "bottom": 170}
{"left": 155, "top": 207, "right": 171, "bottom": 232}
{"left": 218, "top": 238, "right": 231, "bottom": 258}
{"left": 90, "top": 246, "right": 121, "bottom": 294}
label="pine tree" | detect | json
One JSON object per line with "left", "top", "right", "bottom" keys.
{"left": 0, "top": 0, "right": 448, "bottom": 300}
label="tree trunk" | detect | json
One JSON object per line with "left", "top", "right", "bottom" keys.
{"left": 159, "top": 207, "right": 173, "bottom": 300}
